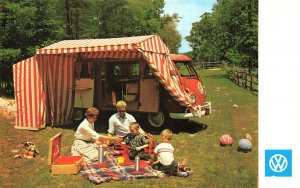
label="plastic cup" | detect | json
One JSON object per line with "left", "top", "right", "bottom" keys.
{"left": 117, "top": 157, "right": 125, "bottom": 164}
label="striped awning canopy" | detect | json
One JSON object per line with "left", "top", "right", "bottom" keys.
{"left": 36, "top": 35, "right": 168, "bottom": 55}
{"left": 14, "top": 35, "right": 195, "bottom": 130}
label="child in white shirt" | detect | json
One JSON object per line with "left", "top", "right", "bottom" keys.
{"left": 149, "top": 129, "right": 178, "bottom": 175}
{"left": 149, "top": 129, "right": 192, "bottom": 177}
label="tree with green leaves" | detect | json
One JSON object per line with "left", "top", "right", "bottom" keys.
{"left": 0, "top": 0, "right": 182, "bottom": 96}
{"left": 186, "top": 0, "right": 258, "bottom": 71}
{"left": 159, "top": 13, "right": 182, "bottom": 53}
{"left": 0, "top": 0, "right": 62, "bottom": 95}
{"left": 45, "top": 0, "right": 181, "bottom": 52}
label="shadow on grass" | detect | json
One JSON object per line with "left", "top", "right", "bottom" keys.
{"left": 133, "top": 115, "right": 208, "bottom": 135}
{"left": 49, "top": 123, "right": 78, "bottom": 131}
{"left": 171, "top": 121, "right": 208, "bottom": 134}
{"left": 142, "top": 120, "right": 208, "bottom": 135}
{"left": 54, "top": 113, "right": 208, "bottom": 136}
{"left": 237, "top": 148, "right": 252, "bottom": 153}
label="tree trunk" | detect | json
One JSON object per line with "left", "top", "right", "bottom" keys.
{"left": 248, "top": 60, "right": 253, "bottom": 74}
{"left": 65, "top": 0, "right": 73, "bottom": 39}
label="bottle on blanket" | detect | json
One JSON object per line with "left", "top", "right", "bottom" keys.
{"left": 98, "top": 145, "right": 104, "bottom": 163}
{"left": 135, "top": 156, "right": 140, "bottom": 171}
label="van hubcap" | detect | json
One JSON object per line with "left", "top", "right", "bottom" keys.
{"left": 74, "top": 109, "right": 83, "bottom": 121}
{"left": 147, "top": 111, "right": 165, "bottom": 127}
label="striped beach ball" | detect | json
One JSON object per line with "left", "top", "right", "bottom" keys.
{"left": 238, "top": 139, "right": 252, "bottom": 152}
{"left": 219, "top": 134, "right": 233, "bottom": 146}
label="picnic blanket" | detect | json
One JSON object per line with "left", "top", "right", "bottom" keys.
{"left": 81, "top": 146, "right": 193, "bottom": 184}
{"left": 81, "top": 154, "right": 166, "bottom": 184}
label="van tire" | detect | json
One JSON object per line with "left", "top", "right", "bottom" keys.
{"left": 73, "top": 108, "right": 84, "bottom": 122}
{"left": 146, "top": 109, "right": 171, "bottom": 130}
{"left": 147, "top": 111, "right": 164, "bottom": 128}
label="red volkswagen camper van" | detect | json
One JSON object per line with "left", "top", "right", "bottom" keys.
{"left": 74, "top": 54, "right": 211, "bottom": 129}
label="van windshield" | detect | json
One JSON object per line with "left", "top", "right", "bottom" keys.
{"left": 175, "top": 62, "right": 197, "bottom": 77}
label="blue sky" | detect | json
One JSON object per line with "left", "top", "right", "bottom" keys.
{"left": 164, "top": 0, "right": 216, "bottom": 53}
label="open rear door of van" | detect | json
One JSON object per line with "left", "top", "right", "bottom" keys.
{"left": 139, "top": 78, "right": 159, "bottom": 112}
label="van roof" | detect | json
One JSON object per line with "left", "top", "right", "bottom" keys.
{"left": 170, "top": 54, "right": 192, "bottom": 61}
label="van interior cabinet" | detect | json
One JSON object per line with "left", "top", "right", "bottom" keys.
{"left": 139, "top": 79, "right": 159, "bottom": 112}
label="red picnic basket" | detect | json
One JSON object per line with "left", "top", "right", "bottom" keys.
{"left": 141, "top": 131, "right": 157, "bottom": 154}
{"left": 48, "top": 132, "right": 84, "bottom": 174}
{"left": 145, "top": 141, "right": 157, "bottom": 154}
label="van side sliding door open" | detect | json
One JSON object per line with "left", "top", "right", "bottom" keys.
{"left": 139, "top": 78, "right": 159, "bottom": 112}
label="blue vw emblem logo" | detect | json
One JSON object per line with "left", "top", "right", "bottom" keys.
{"left": 265, "top": 150, "right": 292, "bottom": 177}
{"left": 269, "top": 154, "right": 288, "bottom": 172}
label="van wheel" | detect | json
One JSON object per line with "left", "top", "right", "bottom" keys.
{"left": 74, "top": 108, "right": 84, "bottom": 122}
{"left": 147, "top": 110, "right": 169, "bottom": 129}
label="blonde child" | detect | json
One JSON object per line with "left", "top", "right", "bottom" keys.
{"left": 149, "top": 129, "right": 192, "bottom": 176}
{"left": 123, "top": 122, "right": 152, "bottom": 160}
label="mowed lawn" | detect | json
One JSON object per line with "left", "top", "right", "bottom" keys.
{"left": 0, "top": 69, "right": 258, "bottom": 188}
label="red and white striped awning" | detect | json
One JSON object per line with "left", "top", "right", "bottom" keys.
{"left": 14, "top": 35, "right": 195, "bottom": 130}
{"left": 36, "top": 35, "right": 168, "bottom": 55}
{"left": 36, "top": 34, "right": 194, "bottom": 108}
{"left": 13, "top": 56, "right": 46, "bottom": 130}
{"left": 36, "top": 34, "right": 195, "bottom": 107}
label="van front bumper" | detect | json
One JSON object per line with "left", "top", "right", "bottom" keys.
{"left": 169, "top": 102, "right": 212, "bottom": 120}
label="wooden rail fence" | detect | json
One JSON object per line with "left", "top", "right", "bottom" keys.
{"left": 227, "top": 70, "right": 258, "bottom": 92}
{"left": 201, "top": 62, "right": 223, "bottom": 69}
{"left": 193, "top": 61, "right": 223, "bottom": 69}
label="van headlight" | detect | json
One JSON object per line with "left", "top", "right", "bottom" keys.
{"left": 198, "top": 82, "right": 204, "bottom": 95}
{"left": 189, "top": 94, "right": 196, "bottom": 104}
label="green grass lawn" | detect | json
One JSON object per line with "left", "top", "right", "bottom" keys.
{"left": 0, "top": 69, "right": 258, "bottom": 188}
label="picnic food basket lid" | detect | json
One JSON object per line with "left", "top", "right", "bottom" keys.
{"left": 48, "top": 132, "right": 62, "bottom": 165}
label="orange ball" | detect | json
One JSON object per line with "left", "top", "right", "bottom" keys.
{"left": 219, "top": 134, "right": 233, "bottom": 146}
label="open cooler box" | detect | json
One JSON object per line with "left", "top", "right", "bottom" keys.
{"left": 48, "top": 132, "right": 84, "bottom": 174}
